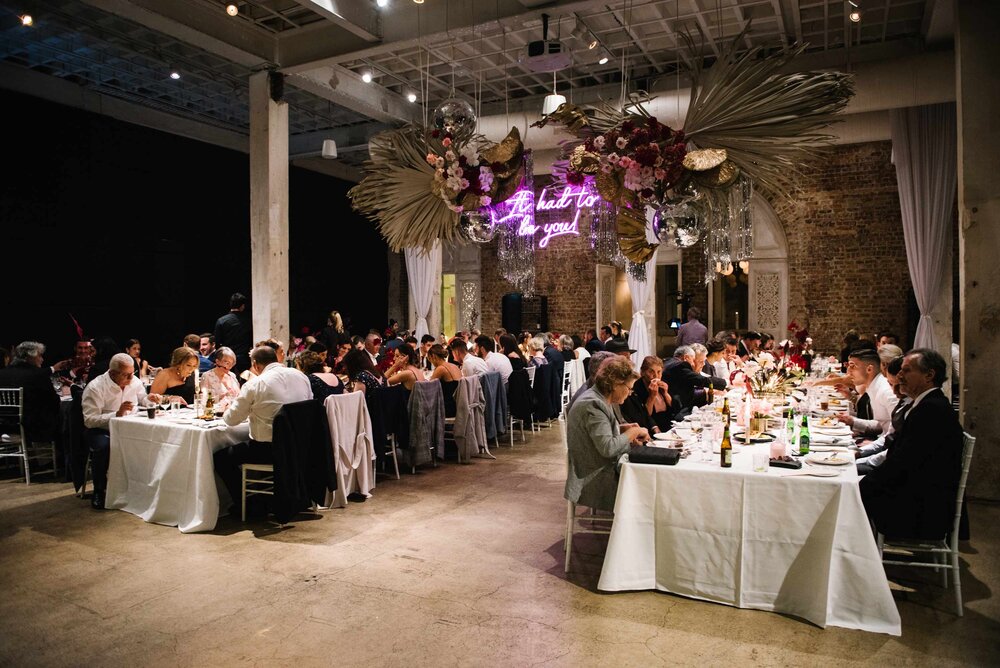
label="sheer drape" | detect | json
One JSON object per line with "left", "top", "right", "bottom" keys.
{"left": 890, "top": 103, "right": 956, "bottom": 349}
{"left": 626, "top": 208, "right": 658, "bottom": 365}
{"left": 404, "top": 243, "right": 440, "bottom": 340}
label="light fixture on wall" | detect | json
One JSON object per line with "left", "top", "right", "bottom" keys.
{"left": 541, "top": 70, "right": 566, "bottom": 116}
{"left": 225, "top": 3, "right": 238, "bottom": 16}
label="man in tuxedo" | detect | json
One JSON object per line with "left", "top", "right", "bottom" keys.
{"left": 0, "top": 341, "right": 60, "bottom": 444}
{"left": 661, "top": 345, "right": 726, "bottom": 412}
{"left": 736, "top": 331, "right": 762, "bottom": 361}
{"left": 860, "top": 348, "right": 964, "bottom": 539}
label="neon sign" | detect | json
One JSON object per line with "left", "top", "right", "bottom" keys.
{"left": 489, "top": 183, "right": 599, "bottom": 248}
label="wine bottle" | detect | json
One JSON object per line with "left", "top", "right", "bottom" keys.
{"left": 798, "top": 415, "right": 811, "bottom": 455}
{"left": 707, "top": 383, "right": 714, "bottom": 404}
{"left": 720, "top": 422, "right": 733, "bottom": 468}
{"left": 204, "top": 391, "right": 215, "bottom": 417}
{"left": 722, "top": 397, "right": 731, "bottom": 425}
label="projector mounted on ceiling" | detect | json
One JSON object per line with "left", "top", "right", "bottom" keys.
{"left": 520, "top": 13, "right": 572, "bottom": 73}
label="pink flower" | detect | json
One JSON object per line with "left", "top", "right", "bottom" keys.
{"left": 593, "top": 136, "right": 606, "bottom": 149}
{"left": 615, "top": 136, "right": 628, "bottom": 149}
{"left": 442, "top": 137, "right": 452, "bottom": 147}
{"left": 654, "top": 168, "right": 667, "bottom": 180}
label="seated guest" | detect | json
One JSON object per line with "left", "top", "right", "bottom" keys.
{"left": 878, "top": 344, "right": 904, "bottom": 374}
{"left": 198, "top": 333, "right": 216, "bottom": 372}
{"left": 385, "top": 343, "right": 425, "bottom": 391}
{"left": 584, "top": 328, "right": 603, "bottom": 355}
{"left": 706, "top": 340, "right": 730, "bottom": 384}
{"left": 64, "top": 339, "right": 95, "bottom": 383}
{"left": 124, "top": 338, "right": 149, "bottom": 378}
{"left": 295, "top": 350, "right": 344, "bottom": 401}
{"left": 363, "top": 333, "right": 387, "bottom": 376}
{"left": 691, "top": 343, "right": 727, "bottom": 400}
{"left": 332, "top": 336, "right": 352, "bottom": 375}
{"left": 620, "top": 356, "right": 676, "bottom": 434}
{"left": 836, "top": 348, "right": 895, "bottom": 436}
{"left": 215, "top": 346, "right": 313, "bottom": 515}
{"left": 736, "top": 331, "right": 762, "bottom": 361}
{"left": 609, "top": 321, "right": 627, "bottom": 341}
{"left": 427, "top": 344, "right": 462, "bottom": 417}
{"left": 559, "top": 335, "right": 577, "bottom": 362}
{"left": 89, "top": 336, "right": 120, "bottom": 379}
{"left": 0, "top": 341, "right": 60, "bottom": 444}
{"left": 200, "top": 346, "right": 242, "bottom": 410}
{"left": 567, "top": 351, "right": 616, "bottom": 411}
{"left": 518, "top": 332, "right": 532, "bottom": 356}
{"left": 474, "top": 335, "right": 513, "bottom": 384}
{"left": 860, "top": 349, "right": 964, "bottom": 539}
{"left": 856, "top": 356, "right": 907, "bottom": 474}
{"left": 449, "top": 338, "right": 488, "bottom": 376}
{"left": 572, "top": 334, "right": 591, "bottom": 364}
{"left": 343, "top": 348, "right": 384, "bottom": 396}
{"left": 565, "top": 356, "right": 649, "bottom": 513}
{"left": 760, "top": 333, "right": 775, "bottom": 352}
{"left": 839, "top": 329, "right": 861, "bottom": 370}
{"left": 241, "top": 338, "right": 287, "bottom": 381}
{"left": 500, "top": 334, "right": 528, "bottom": 371}
{"left": 149, "top": 347, "right": 199, "bottom": 405}
{"left": 661, "top": 345, "right": 725, "bottom": 411}
{"left": 82, "top": 353, "right": 162, "bottom": 509}
{"left": 183, "top": 333, "right": 201, "bottom": 352}
{"left": 604, "top": 339, "right": 636, "bottom": 358}
{"left": 876, "top": 331, "right": 899, "bottom": 350}
{"left": 526, "top": 335, "right": 548, "bottom": 366}
{"left": 418, "top": 334, "right": 436, "bottom": 371}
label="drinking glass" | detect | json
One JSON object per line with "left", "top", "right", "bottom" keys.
{"left": 701, "top": 428, "right": 716, "bottom": 462}
{"left": 753, "top": 443, "right": 770, "bottom": 472}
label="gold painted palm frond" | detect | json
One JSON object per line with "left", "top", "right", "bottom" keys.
{"left": 680, "top": 29, "right": 854, "bottom": 195}
{"left": 349, "top": 125, "right": 459, "bottom": 252}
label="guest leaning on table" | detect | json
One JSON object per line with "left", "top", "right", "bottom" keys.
{"left": 149, "top": 346, "right": 198, "bottom": 405}
{"left": 213, "top": 345, "right": 313, "bottom": 517}
{"left": 565, "top": 356, "right": 650, "bottom": 513}
{"left": 81, "top": 353, "right": 163, "bottom": 510}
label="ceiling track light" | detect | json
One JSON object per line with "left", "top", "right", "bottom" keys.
{"left": 376, "top": 0, "right": 388, "bottom": 7}
{"left": 225, "top": 3, "right": 238, "bottom": 16}
{"left": 406, "top": 92, "right": 417, "bottom": 103}
{"left": 169, "top": 71, "right": 181, "bottom": 80}
{"left": 849, "top": 9, "right": 861, "bottom": 22}
{"left": 598, "top": 55, "right": 609, "bottom": 65}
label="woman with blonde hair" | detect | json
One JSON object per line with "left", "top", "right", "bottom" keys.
{"left": 149, "top": 346, "right": 199, "bottom": 405}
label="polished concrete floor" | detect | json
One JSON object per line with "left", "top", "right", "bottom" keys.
{"left": 1, "top": 425, "right": 997, "bottom": 667}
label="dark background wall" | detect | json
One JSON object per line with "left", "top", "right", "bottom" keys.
{"left": 0, "top": 90, "right": 387, "bottom": 365}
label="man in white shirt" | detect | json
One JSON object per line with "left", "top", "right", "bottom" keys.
{"left": 82, "top": 353, "right": 162, "bottom": 509}
{"left": 836, "top": 348, "right": 895, "bottom": 436}
{"left": 474, "top": 335, "right": 512, "bottom": 384}
{"left": 449, "top": 338, "right": 488, "bottom": 376}
{"left": 214, "top": 345, "right": 313, "bottom": 515}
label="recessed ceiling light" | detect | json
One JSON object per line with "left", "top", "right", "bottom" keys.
{"left": 413, "top": 0, "right": 423, "bottom": 4}
{"left": 170, "top": 71, "right": 181, "bottom": 80}
{"left": 21, "top": 14, "right": 33, "bottom": 26}
{"left": 376, "top": 0, "right": 388, "bottom": 6}
{"left": 361, "top": 71, "right": 373, "bottom": 83}
{"left": 407, "top": 92, "right": 417, "bottom": 103}
{"left": 849, "top": 9, "right": 861, "bottom": 22}
{"left": 588, "top": 38, "right": 599, "bottom": 50}
{"left": 226, "top": 4, "right": 238, "bottom": 16}
{"left": 599, "top": 56, "right": 609, "bottom": 65}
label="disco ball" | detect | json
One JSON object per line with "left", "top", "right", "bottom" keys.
{"left": 459, "top": 210, "right": 496, "bottom": 243}
{"left": 433, "top": 97, "right": 477, "bottom": 135}
{"left": 655, "top": 199, "right": 704, "bottom": 248}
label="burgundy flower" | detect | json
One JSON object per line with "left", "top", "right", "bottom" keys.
{"left": 640, "top": 187, "right": 654, "bottom": 199}
{"left": 621, "top": 120, "right": 635, "bottom": 133}
{"left": 566, "top": 170, "right": 585, "bottom": 185}
{"left": 458, "top": 155, "right": 468, "bottom": 166}
{"left": 431, "top": 129, "right": 440, "bottom": 138}
{"left": 633, "top": 144, "right": 660, "bottom": 168}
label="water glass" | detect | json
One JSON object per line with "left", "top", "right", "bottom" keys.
{"left": 753, "top": 443, "right": 770, "bottom": 472}
{"left": 701, "top": 428, "right": 716, "bottom": 462}
{"left": 170, "top": 399, "right": 181, "bottom": 412}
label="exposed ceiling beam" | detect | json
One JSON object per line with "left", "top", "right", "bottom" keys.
{"left": 291, "top": 157, "right": 362, "bottom": 183}
{"left": 277, "top": 0, "right": 635, "bottom": 74}
{"left": 288, "top": 0, "right": 380, "bottom": 42}
{"left": 277, "top": 22, "right": 375, "bottom": 69}
{"left": 79, "top": 0, "right": 275, "bottom": 68}
{"left": 288, "top": 122, "right": 391, "bottom": 156}
{"left": 285, "top": 65, "right": 421, "bottom": 125}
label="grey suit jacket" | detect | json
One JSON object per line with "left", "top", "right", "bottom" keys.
{"left": 564, "top": 386, "right": 631, "bottom": 512}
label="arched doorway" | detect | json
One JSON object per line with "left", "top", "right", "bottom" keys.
{"left": 707, "top": 194, "right": 789, "bottom": 338}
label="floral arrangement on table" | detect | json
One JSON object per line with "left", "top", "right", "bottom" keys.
{"left": 779, "top": 320, "right": 815, "bottom": 370}
{"left": 732, "top": 352, "right": 804, "bottom": 397}
{"left": 533, "top": 29, "right": 855, "bottom": 271}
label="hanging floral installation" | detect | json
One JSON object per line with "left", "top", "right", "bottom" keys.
{"left": 533, "top": 30, "right": 854, "bottom": 281}
{"left": 349, "top": 98, "right": 525, "bottom": 252}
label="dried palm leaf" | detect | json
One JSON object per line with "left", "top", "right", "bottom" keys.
{"left": 349, "top": 125, "right": 460, "bottom": 252}
{"left": 616, "top": 205, "right": 657, "bottom": 263}
{"left": 680, "top": 28, "right": 854, "bottom": 196}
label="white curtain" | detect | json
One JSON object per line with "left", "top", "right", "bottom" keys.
{"left": 626, "top": 208, "right": 658, "bottom": 366}
{"left": 404, "top": 243, "right": 440, "bottom": 341}
{"left": 890, "top": 103, "right": 956, "bottom": 350}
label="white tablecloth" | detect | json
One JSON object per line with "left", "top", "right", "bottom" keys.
{"left": 598, "top": 449, "right": 901, "bottom": 635}
{"left": 106, "top": 411, "right": 250, "bottom": 533}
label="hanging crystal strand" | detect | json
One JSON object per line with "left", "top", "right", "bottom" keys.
{"left": 626, "top": 260, "right": 646, "bottom": 282}
{"left": 590, "top": 180, "right": 624, "bottom": 268}
{"left": 734, "top": 175, "right": 754, "bottom": 261}
{"left": 703, "top": 230, "right": 716, "bottom": 284}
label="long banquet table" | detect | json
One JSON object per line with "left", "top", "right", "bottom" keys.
{"left": 106, "top": 409, "right": 250, "bottom": 533}
{"left": 597, "top": 447, "right": 902, "bottom": 635}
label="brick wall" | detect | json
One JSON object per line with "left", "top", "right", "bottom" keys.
{"left": 481, "top": 141, "right": 913, "bottom": 350}
{"left": 681, "top": 141, "right": 912, "bottom": 354}
{"left": 481, "top": 176, "right": 600, "bottom": 335}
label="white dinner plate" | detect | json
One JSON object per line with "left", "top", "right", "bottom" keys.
{"left": 805, "top": 452, "right": 853, "bottom": 466}
{"left": 653, "top": 433, "right": 685, "bottom": 443}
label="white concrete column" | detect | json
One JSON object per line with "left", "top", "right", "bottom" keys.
{"left": 249, "top": 71, "right": 290, "bottom": 348}
{"left": 957, "top": 1, "right": 1000, "bottom": 500}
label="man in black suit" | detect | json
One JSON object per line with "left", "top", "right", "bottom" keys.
{"left": 860, "top": 348, "right": 963, "bottom": 540}
{"left": 542, "top": 333, "right": 566, "bottom": 418}
{"left": 736, "top": 331, "right": 762, "bottom": 361}
{"left": 661, "top": 345, "right": 726, "bottom": 412}
{"left": 214, "top": 292, "right": 253, "bottom": 374}
{"left": 0, "top": 341, "right": 60, "bottom": 443}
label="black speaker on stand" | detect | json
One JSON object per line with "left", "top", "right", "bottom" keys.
{"left": 501, "top": 293, "right": 522, "bottom": 334}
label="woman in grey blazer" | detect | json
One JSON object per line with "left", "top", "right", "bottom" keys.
{"left": 565, "top": 356, "right": 649, "bottom": 512}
